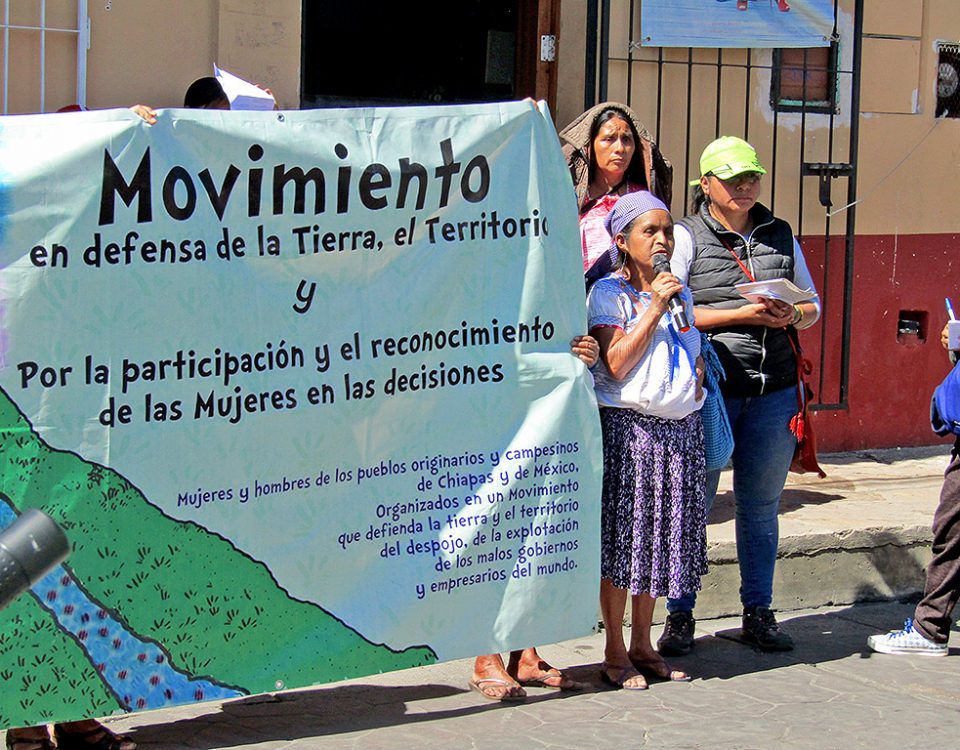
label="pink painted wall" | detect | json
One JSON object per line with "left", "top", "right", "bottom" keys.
{"left": 798, "top": 233, "right": 959, "bottom": 452}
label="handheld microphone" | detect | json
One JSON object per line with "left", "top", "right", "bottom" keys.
{"left": 651, "top": 253, "right": 691, "bottom": 332}
{"left": 0, "top": 509, "right": 70, "bottom": 611}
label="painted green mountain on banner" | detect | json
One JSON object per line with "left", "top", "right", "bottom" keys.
{"left": 0, "top": 389, "right": 436, "bottom": 728}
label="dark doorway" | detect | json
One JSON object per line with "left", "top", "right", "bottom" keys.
{"left": 301, "top": 0, "right": 538, "bottom": 108}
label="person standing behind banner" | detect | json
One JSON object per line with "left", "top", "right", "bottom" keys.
{"left": 184, "top": 77, "right": 231, "bottom": 109}
{"left": 658, "top": 136, "right": 821, "bottom": 657}
{"left": 468, "top": 334, "right": 599, "bottom": 702}
{"left": 558, "top": 102, "right": 673, "bottom": 280}
{"left": 588, "top": 190, "right": 707, "bottom": 690}
{"left": 183, "top": 76, "right": 279, "bottom": 111}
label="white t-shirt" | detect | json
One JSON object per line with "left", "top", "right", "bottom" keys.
{"left": 587, "top": 275, "right": 704, "bottom": 419}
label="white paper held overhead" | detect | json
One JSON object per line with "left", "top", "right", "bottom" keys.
{"left": 214, "top": 64, "right": 276, "bottom": 111}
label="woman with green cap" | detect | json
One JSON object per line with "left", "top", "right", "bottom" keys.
{"left": 657, "top": 136, "right": 820, "bottom": 655}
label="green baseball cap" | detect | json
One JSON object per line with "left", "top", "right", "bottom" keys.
{"left": 688, "top": 136, "right": 767, "bottom": 186}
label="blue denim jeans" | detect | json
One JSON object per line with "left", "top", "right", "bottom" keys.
{"left": 667, "top": 384, "right": 798, "bottom": 612}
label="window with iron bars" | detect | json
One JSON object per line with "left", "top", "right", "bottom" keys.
{"left": 770, "top": 44, "right": 838, "bottom": 114}
{"left": 936, "top": 43, "right": 960, "bottom": 119}
{"left": 1, "top": 0, "right": 88, "bottom": 114}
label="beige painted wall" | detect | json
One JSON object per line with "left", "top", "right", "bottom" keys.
{"left": 553, "top": 0, "right": 960, "bottom": 235}
{"left": 856, "top": 0, "right": 960, "bottom": 234}
{"left": 556, "top": 0, "right": 588, "bottom": 129}
{"left": 216, "top": 0, "right": 301, "bottom": 110}
{"left": 85, "top": 1, "right": 219, "bottom": 110}
{"left": 82, "top": 0, "right": 300, "bottom": 111}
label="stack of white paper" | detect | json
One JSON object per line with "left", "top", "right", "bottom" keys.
{"left": 734, "top": 278, "right": 815, "bottom": 305}
{"left": 214, "top": 65, "right": 276, "bottom": 111}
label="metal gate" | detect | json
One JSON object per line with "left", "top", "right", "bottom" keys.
{"left": 584, "top": 0, "right": 864, "bottom": 410}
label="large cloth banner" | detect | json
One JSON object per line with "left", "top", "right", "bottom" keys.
{"left": 0, "top": 101, "right": 602, "bottom": 727}
{"left": 641, "top": 0, "right": 834, "bottom": 48}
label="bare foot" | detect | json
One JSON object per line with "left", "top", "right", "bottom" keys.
{"left": 600, "top": 661, "right": 648, "bottom": 690}
{"left": 629, "top": 650, "right": 691, "bottom": 682}
{"left": 509, "top": 648, "right": 583, "bottom": 690}
{"left": 470, "top": 655, "right": 526, "bottom": 701}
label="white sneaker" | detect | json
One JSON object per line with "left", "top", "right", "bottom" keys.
{"left": 867, "top": 618, "right": 948, "bottom": 656}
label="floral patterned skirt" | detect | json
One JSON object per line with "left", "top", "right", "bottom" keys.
{"left": 600, "top": 407, "right": 708, "bottom": 598}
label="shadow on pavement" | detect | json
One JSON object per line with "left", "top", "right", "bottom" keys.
{"left": 660, "top": 599, "right": 929, "bottom": 682}
{"left": 533, "top": 601, "right": 925, "bottom": 688}
{"left": 121, "top": 681, "right": 580, "bottom": 748}
{"left": 106, "top": 601, "right": 960, "bottom": 748}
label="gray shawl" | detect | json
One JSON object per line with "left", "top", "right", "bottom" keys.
{"left": 558, "top": 101, "right": 673, "bottom": 212}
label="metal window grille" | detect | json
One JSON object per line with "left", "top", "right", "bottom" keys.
{"left": 1, "top": 0, "right": 89, "bottom": 114}
{"left": 936, "top": 42, "right": 960, "bottom": 119}
{"left": 771, "top": 44, "right": 839, "bottom": 114}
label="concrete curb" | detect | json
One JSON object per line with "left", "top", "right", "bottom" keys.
{"left": 685, "top": 446, "right": 950, "bottom": 619}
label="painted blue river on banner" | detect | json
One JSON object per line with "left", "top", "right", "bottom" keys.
{"left": 1, "top": 502, "right": 244, "bottom": 710}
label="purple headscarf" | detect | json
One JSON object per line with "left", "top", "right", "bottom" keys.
{"left": 602, "top": 189, "right": 670, "bottom": 243}
{"left": 585, "top": 190, "right": 672, "bottom": 289}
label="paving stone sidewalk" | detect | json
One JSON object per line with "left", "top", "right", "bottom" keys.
{"left": 61, "top": 600, "right": 960, "bottom": 750}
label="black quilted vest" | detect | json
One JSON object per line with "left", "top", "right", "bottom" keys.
{"left": 678, "top": 203, "right": 798, "bottom": 397}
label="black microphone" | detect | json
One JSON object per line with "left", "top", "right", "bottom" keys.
{"left": 651, "top": 253, "right": 691, "bottom": 332}
{"left": 0, "top": 509, "right": 70, "bottom": 611}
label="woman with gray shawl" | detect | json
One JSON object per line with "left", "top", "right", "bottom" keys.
{"left": 559, "top": 102, "right": 673, "bottom": 281}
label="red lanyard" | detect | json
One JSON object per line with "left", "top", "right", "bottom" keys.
{"left": 719, "top": 237, "right": 756, "bottom": 283}
{"left": 721, "top": 237, "right": 807, "bottom": 406}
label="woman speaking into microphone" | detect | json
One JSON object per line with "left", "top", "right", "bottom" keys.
{"left": 587, "top": 190, "right": 707, "bottom": 689}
